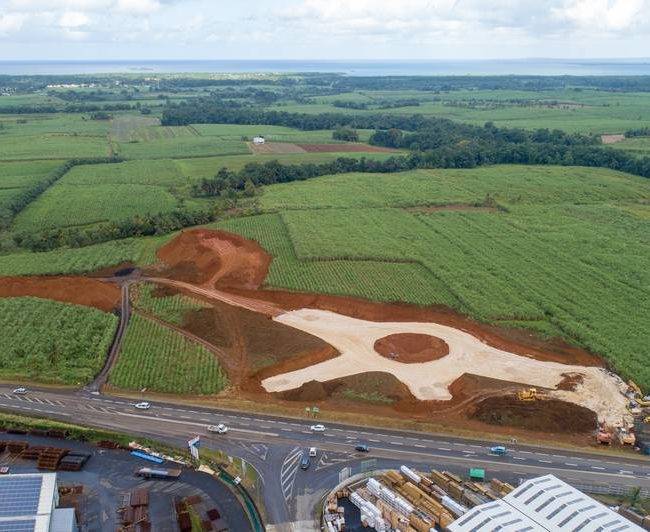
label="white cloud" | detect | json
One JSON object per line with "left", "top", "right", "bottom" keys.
{"left": 553, "top": 0, "right": 647, "bottom": 31}
{"left": 115, "top": 0, "right": 160, "bottom": 15}
{"left": 59, "top": 11, "right": 90, "bottom": 28}
{"left": 0, "top": 13, "right": 27, "bottom": 34}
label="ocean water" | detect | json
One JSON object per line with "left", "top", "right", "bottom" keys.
{"left": 1, "top": 59, "right": 650, "bottom": 76}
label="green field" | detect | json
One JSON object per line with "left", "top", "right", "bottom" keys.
{"left": 610, "top": 137, "right": 650, "bottom": 157}
{"left": 191, "top": 123, "right": 374, "bottom": 143}
{"left": 13, "top": 182, "right": 179, "bottom": 231}
{"left": 277, "top": 88, "right": 650, "bottom": 134}
{"left": 131, "top": 282, "right": 209, "bottom": 325}
{"left": 115, "top": 136, "right": 249, "bottom": 159}
{"left": 215, "top": 165, "right": 650, "bottom": 387}
{"left": 0, "top": 297, "right": 117, "bottom": 384}
{"left": 109, "top": 313, "right": 228, "bottom": 395}
{"left": 0, "top": 234, "right": 170, "bottom": 276}
{"left": 0, "top": 160, "right": 63, "bottom": 210}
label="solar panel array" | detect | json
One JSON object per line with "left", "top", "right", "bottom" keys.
{"left": 0, "top": 518, "right": 36, "bottom": 532}
{"left": 0, "top": 476, "right": 43, "bottom": 518}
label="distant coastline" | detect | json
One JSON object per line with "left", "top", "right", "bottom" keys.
{"left": 1, "top": 58, "right": 650, "bottom": 76}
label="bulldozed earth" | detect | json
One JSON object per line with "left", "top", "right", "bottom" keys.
{"left": 1, "top": 228, "right": 633, "bottom": 444}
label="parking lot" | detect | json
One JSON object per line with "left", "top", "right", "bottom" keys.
{"left": 0, "top": 432, "right": 251, "bottom": 531}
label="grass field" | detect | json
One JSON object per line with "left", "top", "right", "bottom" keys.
{"left": 13, "top": 182, "right": 179, "bottom": 231}
{"left": 610, "top": 137, "right": 650, "bottom": 157}
{"left": 115, "top": 136, "right": 249, "bottom": 159}
{"left": 0, "top": 234, "right": 170, "bottom": 276}
{"left": 215, "top": 165, "right": 650, "bottom": 388}
{"left": 0, "top": 297, "right": 117, "bottom": 384}
{"left": 109, "top": 313, "right": 228, "bottom": 395}
{"left": 278, "top": 88, "right": 650, "bottom": 134}
{"left": 191, "top": 123, "right": 374, "bottom": 143}
{"left": 0, "top": 160, "right": 63, "bottom": 210}
{"left": 131, "top": 282, "right": 209, "bottom": 325}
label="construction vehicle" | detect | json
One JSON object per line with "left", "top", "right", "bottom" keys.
{"left": 596, "top": 430, "right": 613, "bottom": 445}
{"left": 628, "top": 380, "right": 643, "bottom": 397}
{"left": 517, "top": 388, "right": 538, "bottom": 401}
{"left": 618, "top": 428, "right": 636, "bottom": 446}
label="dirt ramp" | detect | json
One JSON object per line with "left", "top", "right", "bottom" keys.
{"left": 469, "top": 395, "right": 597, "bottom": 434}
{"left": 157, "top": 229, "right": 271, "bottom": 290}
{"left": 0, "top": 276, "right": 120, "bottom": 312}
{"left": 375, "top": 333, "right": 449, "bottom": 363}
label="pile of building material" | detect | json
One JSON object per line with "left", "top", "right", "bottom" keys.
{"left": 333, "top": 466, "right": 520, "bottom": 532}
{"left": 117, "top": 487, "right": 151, "bottom": 532}
{"left": 59, "top": 451, "right": 92, "bottom": 471}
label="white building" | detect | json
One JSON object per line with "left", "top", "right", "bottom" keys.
{"left": 252, "top": 136, "right": 266, "bottom": 145}
{"left": 448, "top": 474, "right": 643, "bottom": 531}
{"left": 0, "top": 473, "right": 78, "bottom": 532}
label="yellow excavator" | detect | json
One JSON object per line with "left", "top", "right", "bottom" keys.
{"left": 517, "top": 388, "right": 538, "bottom": 401}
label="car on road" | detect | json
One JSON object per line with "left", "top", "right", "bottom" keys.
{"left": 207, "top": 424, "right": 228, "bottom": 434}
{"left": 489, "top": 445, "right": 507, "bottom": 456}
{"left": 355, "top": 444, "right": 370, "bottom": 453}
{"left": 134, "top": 402, "right": 151, "bottom": 410}
{"left": 309, "top": 447, "right": 317, "bottom": 457}
{"left": 310, "top": 424, "right": 326, "bottom": 432}
{"left": 300, "top": 455, "right": 311, "bottom": 470}
{"left": 12, "top": 387, "right": 27, "bottom": 395}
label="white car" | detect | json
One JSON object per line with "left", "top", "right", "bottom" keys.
{"left": 12, "top": 387, "right": 27, "bottom": 395}
{"left": 309, "top": 447, "right": 317, "bottom": 457}
{"left": 310, "top": 424, "right": 326, "bottom": 432}
{"left": 207, "top": 424, "right": 228, "bottom": 434}
{"left": 134, "top": 402, "right": 151, "bottom": 410}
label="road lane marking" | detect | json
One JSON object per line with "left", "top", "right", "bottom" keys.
{"left": 117, "top": 412, "right": 280, "bottom": 436}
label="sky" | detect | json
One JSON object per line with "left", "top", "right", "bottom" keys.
{"left": 0, "top": 0, "right": 649, "bottom": 60}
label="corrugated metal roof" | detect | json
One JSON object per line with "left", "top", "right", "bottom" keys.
{"left": 448, "top": 475, "right": 644, "bottom": 532}
{"left": 447, "top": 500, "right": 540, "bottom": 531}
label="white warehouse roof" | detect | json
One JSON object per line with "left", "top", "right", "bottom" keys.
{"left": 0, "top": 473, "right": 57, "bottom": 532}
{"left": 448, "top": 475, "right": 644, "bottom": 532}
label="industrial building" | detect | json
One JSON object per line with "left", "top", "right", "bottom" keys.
{"left": 327, "top": 468, "right": 645, "bottom": 532}
{"left": 0, "top": 473, "right": 77, "bottom": 532}
{"left": 448, "top": 474, "right": 643, "bottom": 531}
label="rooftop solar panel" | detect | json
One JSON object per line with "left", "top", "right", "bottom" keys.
{"left": 0, "top": 518, "right": 36, "bottom": 532}
{"left": 0, "top": 477, "right": 43, "bottom": 518}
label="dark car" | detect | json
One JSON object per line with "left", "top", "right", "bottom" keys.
{"left": 300, "top": 455, "right": 311, "bottom": 470}
{"left": 355, "top": 444, "right": 370, "bottom": 453}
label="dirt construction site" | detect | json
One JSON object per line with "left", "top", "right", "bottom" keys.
{"left": 0, "top": 228, "right": 636, "bottom": 445}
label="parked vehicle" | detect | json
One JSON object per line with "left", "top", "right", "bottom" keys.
{"left": 134, "top": 402, "right": 151, "bottom": 410}
{"left": 300, "top": 455, "right": 311, "bottom": 470}
{"left": 355, "top": 444, "right": 370, "bottom": 453}
{"left": 135, "top": 467, "right": 181, "bottom": 480}
{"left": 489, "top": 445, "right": 507, "bottom": 456}
{"left": 12, "top": 387, "right": 27, "bottom": 395}
{"left": 309, "top": 447, "right": 317, "bottom": 457}
{"left": 310, "top": 424, "right": 326, "bottom": 432}
{"left": 469, "top": 468, "right": 486, "bottom": 481}
{"left": 207, "top": 424, "right": 228, "bottom": 434}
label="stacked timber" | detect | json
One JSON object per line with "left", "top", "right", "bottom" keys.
{"left": 37, "top": 447, "right": 68, "bottom": 470}
{"left": 490, "top": 478, "right": 515, "bottom": 496}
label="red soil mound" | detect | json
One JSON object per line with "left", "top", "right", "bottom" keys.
{"left": 469, "top": 395, "right": 597, "bottom": 434}
{"left": 156, "top": 229, "right": 271, "bottom": 290}
{"left": 374, "top": 333, "right": 449, "bottom": 363}
{"left": 297, "top": 143, "right": 397, "bottom": 153}
{"left": 0, "top": 276, "right": 120, "bottom": 312}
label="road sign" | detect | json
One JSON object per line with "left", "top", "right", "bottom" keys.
{"left": 339, "top": 466, "right": 351, "bottom": 483}
{"left": 188, "top": 435, "right": 200, "bottom": 460}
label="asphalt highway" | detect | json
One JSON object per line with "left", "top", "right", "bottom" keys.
{"left": 0, "top": 384, "right": 648, "bottom": 530}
